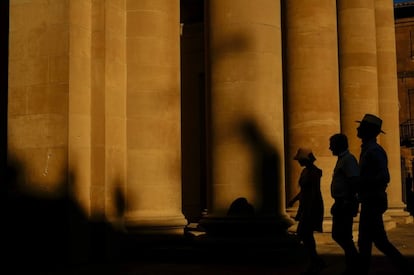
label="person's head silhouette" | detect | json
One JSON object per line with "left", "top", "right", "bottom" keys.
{"left": 356, "top": 113, "right": 385, "bottom": 141}
{"left": 294, "top": 147, "right": 316, "bottom": 167}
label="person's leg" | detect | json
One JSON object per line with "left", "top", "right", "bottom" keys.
{"left": 373, "top": 214, "right": 409, "bottom": 274}
{"left": 357, "top": 204, "right": 373, "bottom": 275}
{"left": 332, "top": 212, "right": 359, "bottom": 273}
{"left": 302, "top": 231, "right": 318, "bottom": 260}
{"left": 300, "top": 227, "right": 325, "bottom": 274}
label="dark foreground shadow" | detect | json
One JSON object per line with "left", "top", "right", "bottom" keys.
{"left": 2, "top": 159, "right": 306, "bottom": 274}
{"left": 2, "top": 158, "right": 125, "bottom": 273}
{"left": 4, "top": 158, "right": 413, "bottom": 275}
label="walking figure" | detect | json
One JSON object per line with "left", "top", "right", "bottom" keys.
{"left": 356, "top": 114, "right": 409, "bottom": 274}
{"left": 288, "top": 148, "right": 325, "bottom": 274}
{"left": 329, "top": 133, "right": 360, "bottom": 274}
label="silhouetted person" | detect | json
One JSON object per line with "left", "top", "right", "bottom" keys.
{"left": 288, "top": 148, "right": 325, "bottom": 274}
{"left": 356, "top": 114, "right": 409, "bottom": 274}
{"left": 329, "top": 133, "right": 360, "bottom": 274}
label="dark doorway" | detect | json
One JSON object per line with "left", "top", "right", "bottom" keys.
{"left": 180, "top": 0, "right": 207, "bottom": 222}
{"left": 0, "top": 0, "right": 9, "bottom": 184}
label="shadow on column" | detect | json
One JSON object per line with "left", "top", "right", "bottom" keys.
{"left": 196, "top": 119, "right": 299, "bottom": 264}
{"left": 241, "top": 120, "right": 282, "bottom": 217}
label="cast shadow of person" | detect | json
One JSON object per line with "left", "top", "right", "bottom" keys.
{"left": 239, "top": 120, "right": 282, "bottom": 217}
{"left": 2, "top": 158, "right": 86, "bottom": 268}
{"left": 2, "top": 157, "right": 128, "bottom": 271}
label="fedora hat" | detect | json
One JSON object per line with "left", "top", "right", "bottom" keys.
{"left": 356, "top": 113, "right": 385, "bottom": 134}
{"left": 294, "top": 148, "right": 316, "bottom": 162}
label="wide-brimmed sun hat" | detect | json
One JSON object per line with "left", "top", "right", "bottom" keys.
{"left": 294, "top": 148, "right": 316, "bottom": 162}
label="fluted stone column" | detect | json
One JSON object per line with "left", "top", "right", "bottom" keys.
{"left": 284, "top": 0, "right": 340, "bottom": 224}
{"left": 201, "top": 0, "right": 292, "bottom": 236}
{"left": 337, "top": 0, "right": 379, "bottom": 155}
{"left": 124, "top": 0, "right": 187, "bottom": 234}
{"left": 375, "top": 0, "right": 411, "bottom": 223}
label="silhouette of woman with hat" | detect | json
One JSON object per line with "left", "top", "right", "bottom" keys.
{"left": 288, "top": 148, "right": 325, "bottom": 274}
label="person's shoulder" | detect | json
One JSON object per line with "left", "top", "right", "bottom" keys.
{"left": 364, "top": 142, "right": 387, "bottom": 161}
{"left": 311, "top": 165, "right": 322, "bottom": 176}
{"left": 363, "top": 140, "right": 382, "bottom": 152}
{"left": 366, "top": 140, "right": 382, "bottom": 150}
{"left": 372, "top": 142, "right": 387, "bottom": 154}
{"left": 344, "top": 151, "right": 358, "bottom": 161}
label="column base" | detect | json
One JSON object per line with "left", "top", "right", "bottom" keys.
{"left": 124, "top": 213, "right": 188, "bottom": 236}
{"left": 191, "top": 215, "right": 303, "bottom": 263}
{"left": 198, "top": 215, "right": 295, "bottom": 237}
{"left": 386, "top": 206, "right": 413, "bottom": 225}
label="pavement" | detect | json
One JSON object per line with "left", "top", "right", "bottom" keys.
{"left": 129, "top": 221, "right": 414, "bottom": 275}
{"left": 9, "top": 219, "right": 414, "bottom": 275}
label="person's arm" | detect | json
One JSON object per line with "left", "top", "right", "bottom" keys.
{"left": 344, "top": 155, "right": 360, "bottom": 199}
{"left": 287, "top": 191, "right": 301, "bottom": 207}
{"left": 373, "top": 148, "right": 390, "bottom": 187}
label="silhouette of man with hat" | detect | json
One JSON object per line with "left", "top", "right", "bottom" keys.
{"left": 356, "top": 113, "right": 408, "bottom": 274}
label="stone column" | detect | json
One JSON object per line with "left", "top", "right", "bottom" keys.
{"left": 104, "top": 0, "right": 127, "bottom": 227}
{"left": 337, "top": 0, "right": 379, "bottom": 155}
{"left": 90, "top": 0, "right": 106, "bottom": 219}
{"left": 202, "top": 0, "right": 292, "bottom": 236}
{"left": 67, "top": 1, "right": 94, "bottom": 262}
{"left": 375, "top": 0, "right": 411, "bottom": 223}
{"left": 8, "top": 0, "right": 69, "bottom": 198}
{"left": 124, "top": 0, "right": 187, "bottom": 234}
{"left": 284, "top": 0, "right": 340, "bottom": 225}
{"left": 68, "top": 0, "right": 93, "bottom": 214}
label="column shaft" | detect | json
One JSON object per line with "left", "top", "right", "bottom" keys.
{"left": 338, "top": 0, "right": 379, "bottom": 154}
{"left": 91, "top": 0, "right": 106, "bottom": 218}
{"left": 8, "top": 0, "right": 69, "bottom": 194}
{"left": 284, "top": 0, "right": 340, "bottom": 215}
{"left": 124, "top": 0, "right": 187, "bottom": 233}
{"left": 205, "top": 0, "right": 289, "bottom": 223}
{"left": 376, "top": 0, "right": 408, "bottom": 219}
{"left": 104, "top": 0, "right": 127, "bottom": 224}
{"left": 68, "top": 0, "right": 92, "bottom": 213}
